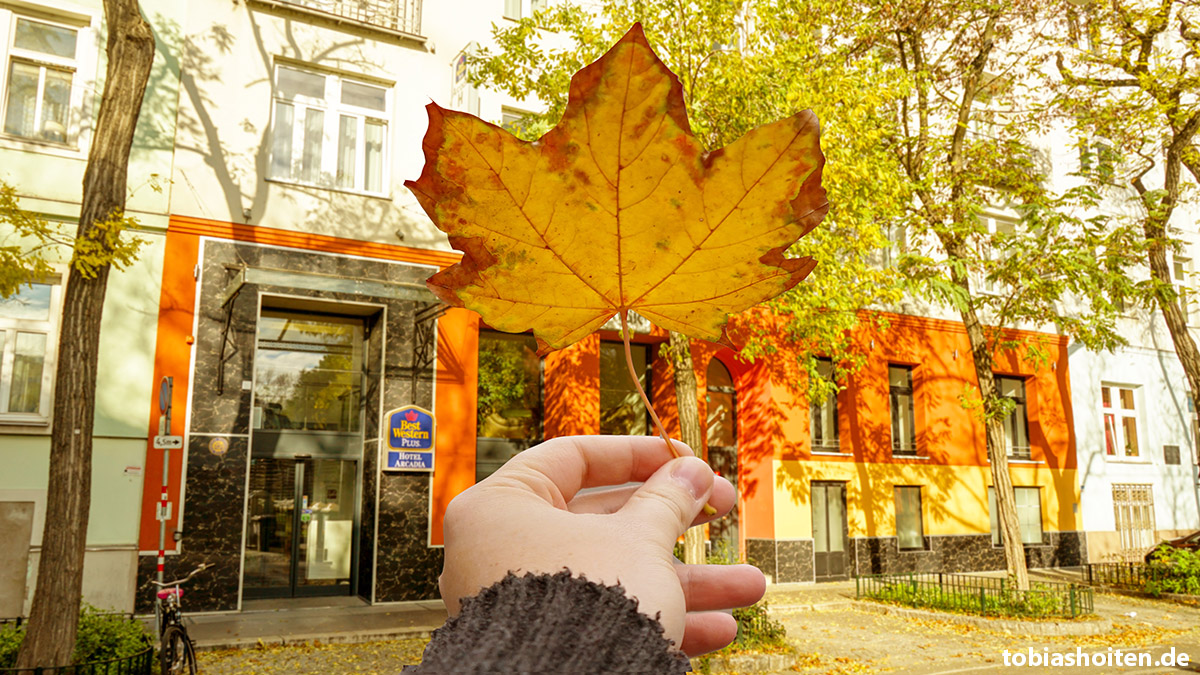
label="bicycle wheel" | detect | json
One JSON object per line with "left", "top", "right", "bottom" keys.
{"left": 160, "top": 624, "right": 198, "bottom": 675}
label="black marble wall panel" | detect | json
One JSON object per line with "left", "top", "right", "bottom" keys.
{"left": 747, "top": 538, "right": 777, "bottom": 583}
{"left": 375, "top": 472, "right": 444, "bottom": 601}
{"left": 776, "top": 539, "right": 814, "bottom": 583}
{"left": 850, "top": 532, "right": 1088, "bottom": 577}
{"left": 135, "top": 435, "right": 247, "bottom": 613}
{"left": 137, "top": 240, "right": 444, "bottom": 611}
{"left": 359, "top": 439, "right": 377, "bottom": 600}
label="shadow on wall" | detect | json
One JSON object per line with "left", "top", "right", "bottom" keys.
{"left": 177, "top": 8, "right": 443, "bottom": 247}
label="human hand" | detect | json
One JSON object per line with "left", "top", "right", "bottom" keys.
{"left": 439, "top": 435, "right": 767, "bottom": 656}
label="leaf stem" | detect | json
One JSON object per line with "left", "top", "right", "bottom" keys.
{"left": 620, "top": 310, "right": 716, "bottom": 516}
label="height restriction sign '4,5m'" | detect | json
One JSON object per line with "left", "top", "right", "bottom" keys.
{"left": 383, "top": 405, "right": 436, "bottom": 472}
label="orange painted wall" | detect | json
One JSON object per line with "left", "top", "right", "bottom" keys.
{"left": 543, "top": 334, "right": 600, "bottom": 438}
{"left": 429, "top": 308, "right": 478, "bottom": 545}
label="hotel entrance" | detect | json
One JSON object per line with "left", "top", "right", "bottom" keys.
{"left": 242, "top": 308, "right": 366, "bottom": 599}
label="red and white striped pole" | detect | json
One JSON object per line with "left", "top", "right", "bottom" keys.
{"left": 157, "top": 377, "right": 173, "bottom": 588}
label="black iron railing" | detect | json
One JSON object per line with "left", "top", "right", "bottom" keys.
{"left": 278, "top": 0, "right": 422, "bottom": 34}
{"left": 857, "top": 572, "right": 1094, "bottom": 619}
{"left": 1085, "top": 561, "right": 1183, "bottom": 589}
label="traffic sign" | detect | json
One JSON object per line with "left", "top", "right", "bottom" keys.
{"left": 153, "top": 435, "right": 183, "bottom": 450}
{"left": 159, "top": 377, "right": 173, "bottom": 414}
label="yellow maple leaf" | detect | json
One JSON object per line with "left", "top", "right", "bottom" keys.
{"left": 407, "top": 23, "right": 827, "bottom": 354}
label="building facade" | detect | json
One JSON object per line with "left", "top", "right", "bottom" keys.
{"left": 0, "top": 0, "right": 182, "bottom": 613}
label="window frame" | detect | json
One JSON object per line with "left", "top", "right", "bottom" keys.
{"left": 599, "top": 339, "right": 652, "bottom": 437}
{"left": 810, "top": 357, "right": 838, "bottom": 451}
{"left": 0, "top": 8, "right": 94, "bottom": 152}
{"left": 996, "top": 375, "right": 1030, "bottom": 459}
{"left": 503, "top": 0, "right": 547, "bottom": 20}
{"left": 889, "top": 364, "right": 916, "bottom": 456}
{"left": 1101, "top": 383, "right": 1142, "bottom": 460}
{"left": 0, "top": 277, "right": 63, "bottom": 427}
{"left": 1173, "top": 255, "right": 1191, "bottom": 326}
{"left": 977, "top": 211, "right": 1017, "bottom": 296}
{"left": 894, "top": 485, "right": 925, "bottom": 550}
{"left": 988, "top": 486, "right": 1044, "bottom": 546}
{"left": 268, "top": 62, "right": 392, "bottom": 196}
{"left": 474, "top": 329, "right": 545, "bottom": 482}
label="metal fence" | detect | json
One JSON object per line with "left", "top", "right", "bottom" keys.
{"left": 856, "top": 572, "right": 1094, "bottom": 619}
{"left": 278, "top": 0, "right": 422, "bottom": 35}
{"left": 0, "top": 646, "right": 154, "bottom": 675}
{"left": 1086, "top": 561, "right": 1181, "bottom": 589}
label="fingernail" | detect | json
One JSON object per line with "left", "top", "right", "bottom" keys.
{"left": 671, "top": 457, "right": 712, "bottom": 500}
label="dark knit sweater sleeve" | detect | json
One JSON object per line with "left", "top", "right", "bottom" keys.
{"left": 404, "top": 570, "right": 692, "bottom": 674}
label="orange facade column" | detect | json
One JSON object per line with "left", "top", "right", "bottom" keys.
{"left": 543, "top": 334, "right": 600, "bottom": 438}
{"left": 137, "top": 225, "right": 200, "bottom": 552}
{"left": 430, "top": 308, "right": 478, "bottom": 546}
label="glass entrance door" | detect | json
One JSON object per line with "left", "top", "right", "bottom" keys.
{"left": 244, "top": 457, "right": 357, "bottom": 597}
{"left": 243, "top": 308, "right": 366, "bottom": 599}
{"left": 813, "top": 481, "right": 848, "bottom": 580}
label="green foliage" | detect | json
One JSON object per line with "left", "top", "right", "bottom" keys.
{"left": 1144, "top": 547, "right": 1200, "bottom": 597}
{"left": 0, "top": 605, "right": 150, "bottom": 668}
{"left": 0, "top": 181, "right": 146, "bottom": 297}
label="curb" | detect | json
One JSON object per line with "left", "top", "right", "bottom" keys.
{"left": 193, "top": 626, "right": 437, "bottom": 652}
{"left": 854, "top": 600, "right": 1113, "bottom": 636}
{"left": 702, "top": 652, "right": 795, "bottom": 674}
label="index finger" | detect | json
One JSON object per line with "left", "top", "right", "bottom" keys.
{"left": 482, "top": 435, "right": 695, "bottom": 508}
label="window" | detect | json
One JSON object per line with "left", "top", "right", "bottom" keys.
{"left": 977, "top": 212, "right": 1016, "bottom": 295}
{"left": 810, "top": 358, "right": 838, "bottom": 450}
{"left": 504, "top": 0, "right": 546, "bottom": 20}
{"left": 988, "top": 486, "right": 1043, "bottom": 546}
{"left": 253, "top": 310, "right": 364, "bottom": 433}
{"left": 997, "top": 376, "right": 1030, "bottom": 459}
{"left": 1079, "top": 137, "right": 1119, "bottom": 181}
{"left": 889, "top": 365, "right": 916, "bottom": 455}
{"left": 2, "top": 13, "right": 82, "bottom": 144}
{"left": 476, "top": 330, "right": 543, "bottom": 481}
{"left": 882, "top": 222, "right": 906, "bottom": 268}
{"left": 706, "top": 359, "right": 735, "bottom": 449}
{"left": 500, "top": 106, "right": 533, "bottom": 137}
{"left": 1112, "top": 484, "right": 1155, "bottom": 560}
{"left": 1101, "top": 384, "right": 1140, "bottom": 458}
{"left": 270, "top": 64, "right": 389, "bottom": 194}
{"left": 600, "top": 341, "right": 650, "bottom": 435}
{"left": 1164, "top": 445, "right": 1181, "bottom": 465}
{"left": 0, "top": 281, "right": 62, "bottom": 423}
{"left": 894, "top": 486, "right": 924, "bottom": 550}
{"left": 1174, "top": 257, "right": 1191, "bottom": 325}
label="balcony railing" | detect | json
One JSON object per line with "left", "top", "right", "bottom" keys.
{"left": 278, "top": 0, "right": 422, "bottom": 35}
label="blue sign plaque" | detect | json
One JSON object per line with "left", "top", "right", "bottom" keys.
{"left": 383, "top": 405, "right": 436, "bottom": 472}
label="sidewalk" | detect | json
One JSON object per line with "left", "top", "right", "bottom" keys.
{"left": 185, "top": 597, "right": 448, "bottom": 651}
{"left": 185, "top": 580, "right": 858, "bottom": 652}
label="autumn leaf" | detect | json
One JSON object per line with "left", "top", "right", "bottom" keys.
{"left": 407, "top": 23, "right": 827, "bottom": 354}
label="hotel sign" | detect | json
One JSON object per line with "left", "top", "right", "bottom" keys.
{"left": 383, "top": 405, "right": 436, "bottom": 472}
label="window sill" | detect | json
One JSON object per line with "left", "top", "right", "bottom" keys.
{"left": 892, "top": 453, "right": 932, "bottom": 460}
{"left": 0, "top": 133, "right": 86, "bottom": 159}
{"left": 265, "top": 176, "right": 392, "bottom": 201}
{"left": 0, "top": 417, "right": 51, "bottom": 434}
{"left": 1105, "top": 457, "right": 1152, "bottom": 465}
{"left": 811, "top": 449, "right": 851, "bottom": 457}
{"left": 999, "top": 457, "right": 1043, "bottom": 465}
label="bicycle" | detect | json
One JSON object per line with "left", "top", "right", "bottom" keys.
{"left": 152, "top": 563, "right": 210, "bottom": 675}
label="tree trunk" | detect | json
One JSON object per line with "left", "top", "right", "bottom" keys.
{"left": 1142, "top": 138, "right": 1200, "bottom": 454}
{"left": 16, "top": 1, "right": 154, "bottom": 667}
{"left": 668, "top": 330, "right": 706, "bottom": 565}
{"left": 959, "top": 303, "right": 1030, "bottom": 590}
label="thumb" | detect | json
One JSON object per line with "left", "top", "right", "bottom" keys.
{"left": 620, "top": 456, "right": 714, "bottom": 544}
